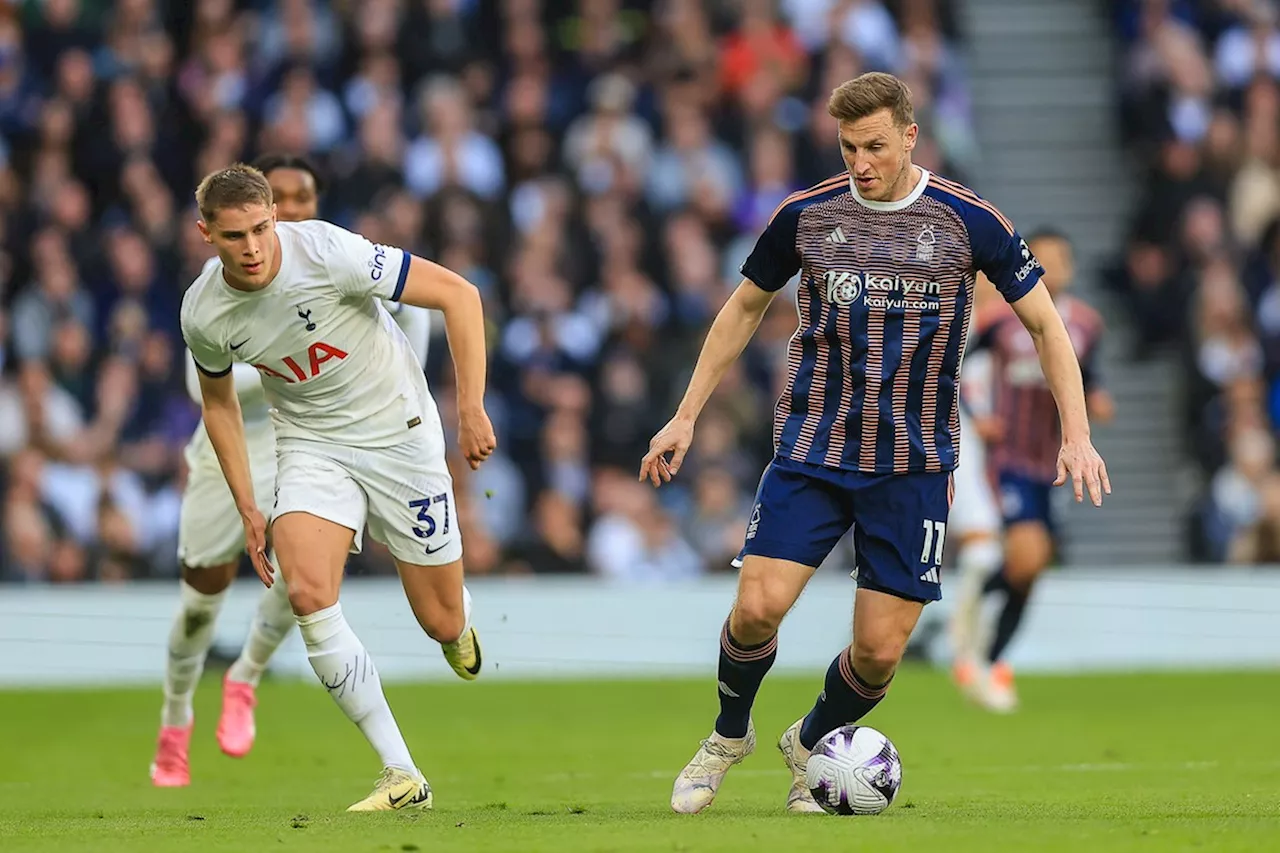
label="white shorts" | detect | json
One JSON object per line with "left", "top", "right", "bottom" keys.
{"left": 178, "top": 425, "right": 278, "bottom": 569}
{"left": 949, "top": 411, "right": 1001, "bottom": 538}
{"left": 272, "top": 429, "right": 462, "bottom": 566}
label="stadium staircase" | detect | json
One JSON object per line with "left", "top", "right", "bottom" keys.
{"left": 959, "top": 0, "right": 1186, "bottom": 564}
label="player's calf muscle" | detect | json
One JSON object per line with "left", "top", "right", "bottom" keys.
{"left": 397, "top": 558, "right": 466, "bottom": 643}
{"left": 1003, "top": 523, "right": 1051, "bottom": 587}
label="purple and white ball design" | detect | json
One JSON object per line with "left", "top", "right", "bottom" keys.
{"left": 805, "top": 725, "right": 902, "bottom": 815}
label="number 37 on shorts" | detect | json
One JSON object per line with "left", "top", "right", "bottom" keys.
{"left": 408, "top": 493, "right": 451, "bottom": 555}
{"left": 400, "top": 487, "right": 462, "bottom": 565}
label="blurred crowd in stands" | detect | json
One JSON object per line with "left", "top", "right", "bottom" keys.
{"left": 0, "top": 0, "right": 971, "bottom": 583}
{"left": 1113, "top": 0, "right": 1280, "bottom": 561}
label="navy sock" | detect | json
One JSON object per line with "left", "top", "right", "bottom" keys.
{"left": 799, "top": 647, "right": 892, "bottom": 750}
{"left": 714, "top": 620, "right": 777, "bottom": 739}
{"left": 987, "top": 585, "right": 1029, "bottom": 663}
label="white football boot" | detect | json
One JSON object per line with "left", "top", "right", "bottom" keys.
{"left": 778, "top": 718, "right": 825, "bottom": 813}
{"left": 671, "top": 722, "right": 755, "bottom": 814}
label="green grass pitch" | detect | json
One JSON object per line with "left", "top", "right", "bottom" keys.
{"left": 1, "top": 668, "right": 1278, "bottom": 852}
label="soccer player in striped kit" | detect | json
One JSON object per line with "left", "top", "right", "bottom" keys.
{"left": 955, "top": 228, "right": 1114, "bottom": 712}
{"left": 641, "top": 73, "right": 1111, "bottom": 814}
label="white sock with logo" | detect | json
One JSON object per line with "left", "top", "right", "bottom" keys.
{"left": 296, "top": 603, "right": 416, "bottom": 774}
{"left": 227, "top": 562, "right": 294, "bottom": 687}
{"left": 162, "top": 581, "right": 227, "bottom": 728}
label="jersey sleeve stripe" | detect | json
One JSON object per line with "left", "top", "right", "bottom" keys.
{"left": 765, "top": 173, "right": 847, "bottom": 225}
{"left": 193, "top": 359, "right": 232, "bottom": 378}
{"left": 390, "top": 250, "right": 411, "bottom": 301}
{"left": 930, "top": 176, "right": 1016, "bottom": 234}
{"left": 927, "top": 176, "right": 1015, "bottom": 235}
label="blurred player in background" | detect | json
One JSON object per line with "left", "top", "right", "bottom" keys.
{"left": 181, "top": 164, "right": 491, "bottom": 810}
{"left": 641, "top": 73, "right": 1110, "bottom": 815}
{"left": 151, "top": 156, "right": 432, "bottom": 789}
{"left": 946, "top": 273, "right": 1005, "bottom": 692}
{"left": 953, "top": 228, "right": 1115, "bottom": 712}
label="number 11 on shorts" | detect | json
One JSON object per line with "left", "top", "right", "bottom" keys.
{"left": 409, "top": 493, "right": 451, "bottom": 553}
{"left": 920, "top": 519, "right": 946, "bottom": 565}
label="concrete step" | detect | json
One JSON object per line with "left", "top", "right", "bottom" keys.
{"left": 974, "top": 184, "right": 1135, "bottom": 219}
{"left": 969, "top": 39, "right": 1117, "bottom": 75}
{"left": 966, "top": 9, "right": 1103, "bottom": 37}
{"left": 1063, "top": 541, "right": 1184, "bottom": 564}
{"left": 976, "top": 147, "right": 1130, "bottom": 184}
{"left": 972, "top": 76, "right": 1117, "bottom": 108}
{"left": 976, "top": 108, "right": 1114, "bottom": 144}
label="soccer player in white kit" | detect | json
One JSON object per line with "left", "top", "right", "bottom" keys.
{"left": 947, "top": 274, "right": 1006, "bottom": 699}
{"left": 151, "top": 155, "right": 434, "bottom": 789}
{"left": 180, "top": 164, "right": 492, "bottom": 811}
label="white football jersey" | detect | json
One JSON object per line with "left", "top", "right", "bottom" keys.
{"left": 181, "top": 220, "right": 437, "bottom": 448}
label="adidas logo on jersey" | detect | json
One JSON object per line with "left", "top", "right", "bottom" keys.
{"left": 919, "top": 566, "right": 940, "bottom": 584}
{"left": 825, "top": 226, "right": 848, "bottom": 244}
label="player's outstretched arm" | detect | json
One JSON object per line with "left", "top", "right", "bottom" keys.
{"left": 639, "top": 279, "right": 776, "bottom": 487}
{"left": 1009, "top": 283, "right": 1111, "bottom": 506}
{"left": 195, "top": 368, "right": 273, "bottom": 584}
{"left": 396, "top": 257, "right": 496, "bottom": 470}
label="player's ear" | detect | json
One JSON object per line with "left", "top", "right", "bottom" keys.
{"left": 196, "top": 219, "right": 212, "bottom": 244}
{"left": 903, "top": 122, "right": 919, "bottom": 152}
{"left": 271, "top": 202, "right": 278, "bottom": 223}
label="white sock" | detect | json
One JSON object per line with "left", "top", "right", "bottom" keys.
{"left": 458, "top": 585, "right": 473, "bottom": 641}
{"left": 227, "top": 562, "right": 294, "bottom": 687}
{"left": 162, "top": 581, "right": 227, "bottom": 727}
{"left": 951, "top": 538, "right": 1004, "bottom": 659}
{"left": 296, "top": 603, "right": 416, "bottom": 774}
{"left": 959, "top": 539, "right": 1003, "bottom": 585}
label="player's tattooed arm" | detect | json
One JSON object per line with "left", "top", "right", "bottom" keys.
{"left": 195, "top": 368, "right": 273, "bottom": 584}
{"left": 640, "top": 279, "right": 776, "bottom": 486}
{"left": 396, "top": 256, "right": 496, "bottom": 469}
{"left": 1009, "top": 283, "right": 1111, "bottom": 507}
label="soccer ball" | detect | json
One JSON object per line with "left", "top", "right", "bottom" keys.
{"left": 805, "top": 725, "right": 902, "bottom": 815}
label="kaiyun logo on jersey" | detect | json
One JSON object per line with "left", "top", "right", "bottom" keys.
{"left": 822, "top": 270, "right": 941, "bottom": 311}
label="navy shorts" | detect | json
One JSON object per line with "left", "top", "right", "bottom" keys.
{"left": 733, "top": 456, "right": 954, "bottom": 603}
{"left": 997, "top": 470, "right": 1054, "bottom": 531}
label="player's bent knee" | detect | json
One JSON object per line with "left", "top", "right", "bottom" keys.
{"left": 731, "top": 584, "right": 791, "bottom": 641}
{"left": 181, "top": 560, "right": 238, "bottom": 595}
{"left": 850, "top": 641, "right": 904, "bottom": 684}
{"left": 731, "top": 558, "right": 811, "bottom": 641}
{"left": 287, "top": 581, "right": 338, "bottom": 618}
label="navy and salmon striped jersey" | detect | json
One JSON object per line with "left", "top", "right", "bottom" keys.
{"left": 973, "top": 295, "right": 1104, "bottom": 482}
{"left": 740, "top": 168, "right": 1043, "bottom": 475}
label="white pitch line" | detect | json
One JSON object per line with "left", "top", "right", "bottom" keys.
{"left": 528, "top": 758, "right": 1280, "bottom": 786}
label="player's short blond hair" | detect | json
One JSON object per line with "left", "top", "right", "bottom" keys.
{"left": 828, "top": 72, "right": 914, "bottom": 129}
{"left": 195, "top": 164, "right": 273, "bottom": 223}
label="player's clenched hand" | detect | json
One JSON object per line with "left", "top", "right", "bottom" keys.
{"left": 459, "top": 406, "right": 497, "bottom": 470}
{"left": 1055, "top": 438, "right": 1111, "bottom": 507}
{"left": 639, "top": 416, "right": 694, "bottom": 487}
{"left": 240, "top": 507, "right": 273, "bottom": 587}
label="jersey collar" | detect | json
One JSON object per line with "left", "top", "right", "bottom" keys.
{"left": 849, "top": 166, "right": 930, "bottom": 212}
